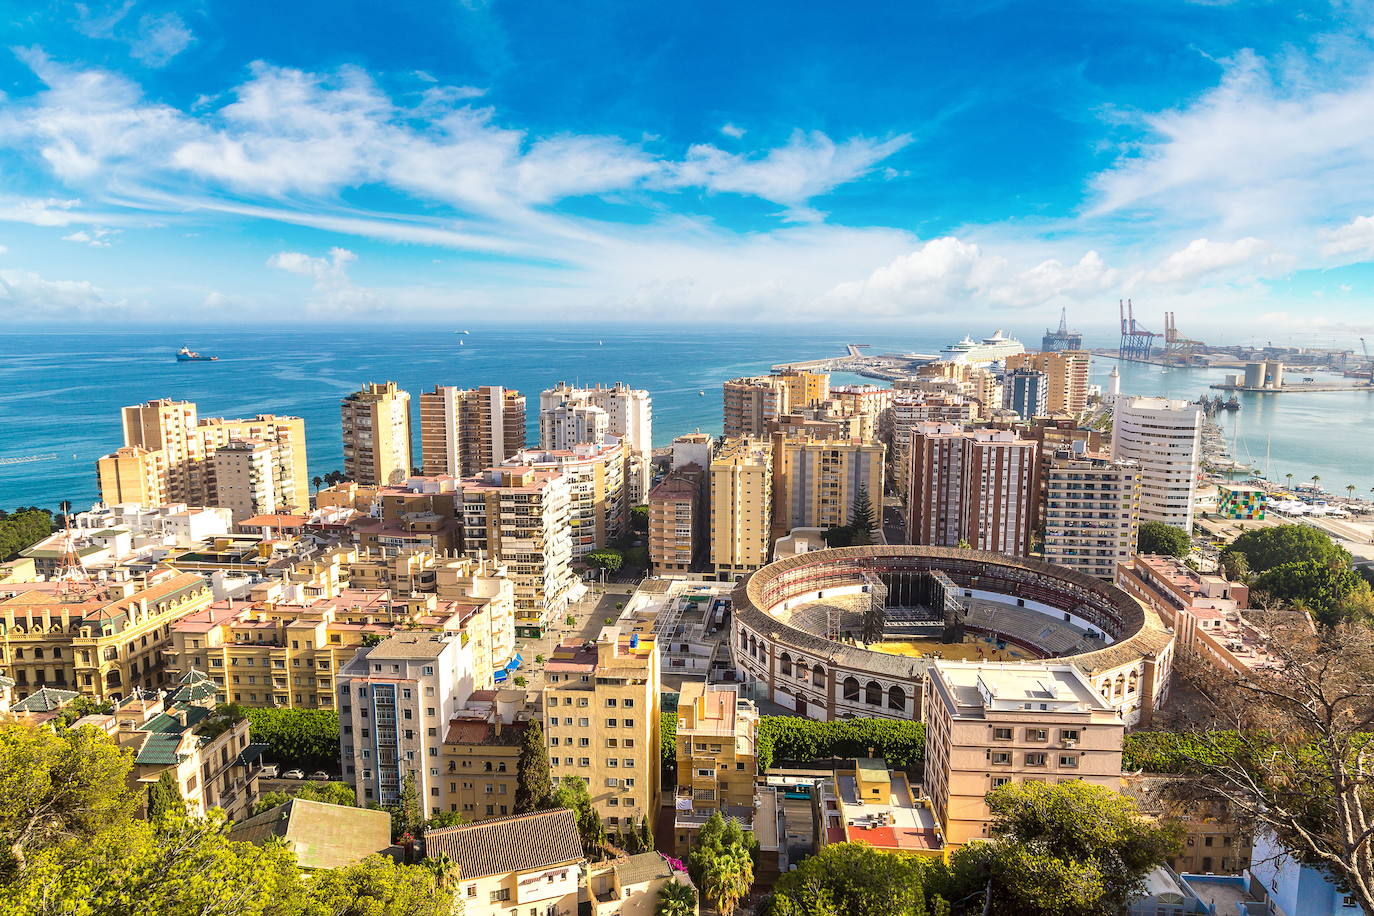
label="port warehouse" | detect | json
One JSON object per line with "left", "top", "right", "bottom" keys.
{"left": 731, "top": 546, "right": 1174, "bottom": 728}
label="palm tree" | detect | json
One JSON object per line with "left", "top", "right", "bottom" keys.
{"left": 703, "top": 848, "right": 753, "bottom": 916}
{"left": 312, "top": 475, "right": 323, "bottom": 493}
{"left": 655, "top": 880, "right": 698, "bottom": 916}
{"left": 1285, "top": 473, "right": 1294, "bottom": 491}
{"left": 1311, "top": 474, "right": 1322, "bottom": 492}
{"left": 1348, "top": 484, "right": 1358, "bottom": 501}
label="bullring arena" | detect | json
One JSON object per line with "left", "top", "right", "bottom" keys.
{"left": 731, "top": 546, "right": 1174, "bottom": 727}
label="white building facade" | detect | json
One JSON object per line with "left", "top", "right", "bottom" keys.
{"left": 1110, "top": 397, "right": 1203, "bottom": 532}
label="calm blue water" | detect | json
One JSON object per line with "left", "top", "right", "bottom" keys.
{"left": 0, "top": 328, "right": 1369, "bottom": 511}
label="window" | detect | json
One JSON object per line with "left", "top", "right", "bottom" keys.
{"left": 992, "top": 752, "right": 1011, "bottom": 765}
{"left": 992, "top": 727, "right": 1013, "bottom": 741}
{"left": 992, "top": 777, "right": 1010, "bottom": 788}
{"left": 1025, "top": 753, "right": 1047, "bottom": 767}
{"left": 1059, "top": 755, "right": 1079, "bottom": 768}
{"left": 1060, "top": 729, "right": 1080, "bottom": 743}
{"left": 606, "top": 698, "right": 617, "bottom": 707}
{"left": 489, "top": 888, "right": 510, "bottom": 903}
{"left": 1027, "top": 728, "right": 1048, "bottom": 742}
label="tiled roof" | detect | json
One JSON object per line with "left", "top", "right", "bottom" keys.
{"left": 12, "top": 687, "right": 79, "bottom": 712}
{"left": 135, "top": 733, "right": 185, "bottom": 765}
{"left": 615, "top": 852, "right": 677, "bottom": 886}
{"left": 168, "top": 669, "right": 219, "bottom": 704}
{"left": 142, "top": 705, "right": 212, "bottom": 734}
{"left": 424, "top": 809, "right": 583, "bottom": 879}
{"left": 229, "top": 799, "right": 392, "bottom": 870}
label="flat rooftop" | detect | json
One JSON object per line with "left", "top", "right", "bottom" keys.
{"left": 826, "top": 770, "right": 942, "bottom": 852}
{"left": 931, "top": 661, "right": 1112, "bottom": 716}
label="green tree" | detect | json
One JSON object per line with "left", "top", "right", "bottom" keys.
{"left": 0, "top": 508, "right": 54, "bottom": 562}
{"left": 1218, "top": 549, "right": 1250, "bottom": 583}
{"left": 847, "top": 486, "right": 877, "bottom": 546}
{"left": 312, "top": 475, "right": 324, "bottom": 493}
{"left": 1254, "top": 559, "right": 1371, "bottom": 626}
{"left": 640, "top": 813, "right": 655, "bottom": 853}
{"left": 766, "top": 841, "right": 942, "bottom": 916}
{"left": 425, "top": 810, "right": 465, "bottom": 829}
{"left": 822, "top": 526, "right": 855, "bottom": 548}
{"left": 0, "top": 721, "right": 138, "bottom": 875}
{"left": 553, "top": 776, "right": 606, "bottom": 859}
{"left": 655, "top": 879, "right": 698, "bottom": 916}
{"left": 1, "top": 811, "right": 305, "bottom": 916}
{"left": 1136, "top": 521, "right": 1190, "bottom": 558}
{"left": 394, "top": 774, "right": 424, "bottom": 842}
{"left": 515, "top": 719, "right": 554, "bottom": 813}
{"left": 306, "top": 854, "right": 455, "bottom": 916}
{"left": 146, "top": 771, "right": 185, "bottom": 820}
{"left": 953, "top": 781, "right": 1181, "bottom": 916}
{"left": 254, "top": 781, "right": 358, "bottom": 814}
{"left": 631, "top": 504, "right": 650, "bottom": 533}
{"left": 586, "top": 550, "right": 624, "bottom": 572}
{"left": 242, "top": 707, "right": 341, "bottom": 772}
{"left": 1226, "top": 524, "right": 1352, "bottom": 573}
{"left": 688, "top": 812, "right": 757, "bottom": 916}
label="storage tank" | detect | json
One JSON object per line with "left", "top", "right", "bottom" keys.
{"left": 1264, "top": 360, "right": 1285, "bottom": 389}
{"left": 1244, "top": 362, "right": 1265, "bottom": 389}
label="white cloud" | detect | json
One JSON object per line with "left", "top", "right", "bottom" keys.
{"left": 1144, "top": 237, "right": 1276, "bottom": 284}
{"left": 61, "top": 226, "right": 119, "bottom": 247}
{"left": 0, "top": 196, "right": 84, "bottom": 226}
{"left": 268, "top": 246, "right": 382, "bottom": 315}
{"left": 1323, "top": 214, "right": 1374, "bottom": 259}
{"left": 0, "top": 267, "right": 120, "bottom": 315}
{"left": 671, "top": 130, "right": 912, "bottom": 215}
{"left": 719, "top": 123, "right": 746, "bottom": 139}
{"left": 130, "top": 13, "right": 194, "bottom": 67}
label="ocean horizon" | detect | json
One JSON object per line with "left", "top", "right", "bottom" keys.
{"left": 1, "top": 324, "right": 1370, "bottom": 513}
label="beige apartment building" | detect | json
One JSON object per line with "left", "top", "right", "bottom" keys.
{"left": 722, "top": 370, "right": 829, "bottom": 438}
{"left": 165, "top": 560, "right": 515, "bottom": 708}
{"left": 923, "top": 661, "right": 1124, "bottom": 846}
{"left": 505, "top": 441, "right": 627, "bottom": 559}
{"left": 419, "top": 385, "right": 526, "bottom": 477}
{"left": 439, "top": 690, "right": 528, "bottom": 820}
{"left": 1041, "top": 448, "right": 1141, "bottom": 580}
{"left": 906, "top": 423, "right": 1040, "bottom": 555}
{"left": 771, "top": 435, "right": 884, "bottom": 538}
{"left": 98, "top": 399, "right": 309, "bottom": 512}
{"left": 341, "top": 381, "right": 412, "bottom": 486}
{"left": 0, "top": 570, "right": 214, "bottom": 701}
{"left": 648, "top": 464, "right": 705, "bottom": 576}
{"left": 1005, "top": 350, "right": 1092, "bottom": 417}
{"left": 673, "top": 682, "right": 759, "bottom": 852}
{"left": 883, "top": 392, "right": 977, "bottom": 497}
{"left": 425, "top": 810, "right": 585, "bottom": 916}
{"left": 709, "top": 438, "right": 773, "bottom": 581}
{"left": 211, "top": 438, "right": 298, "bottom": 523}
{"left": 544, "top": 627, "right": 661, "bottom": 831}
{"left": 907, "top": 363, "right": 1003, "bottom": 414}
{"left": 827, "top": 385, "right": 894, "bottom": 444}
{"left": 461, "top": 466, "right": 575, "bottom": 637}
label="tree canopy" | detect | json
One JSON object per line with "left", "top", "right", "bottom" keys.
{"left": 241, "top": 707, "right": 341, "bottom": 772}
{"left": 689, "top": 812, "right": 756, "bottom": 916}
{"left": 253, "top": 781, "right": 357, "bottom": 815}
{"left": 1224, "top": 524, "right": 1352, "bottom": 574}
{"left": 515, "top": 719, "right": 553, "bottom": 814}
{"left": 0, "top": 508, "right": 54, "bottom": 562}
{"left": 553, "top": 776, "right": 606, "bottom": 860}
{"left": 1136, "top": 521, "right": 1190, "bottom": 558}
{"left": 766, "top": 842, "right": 947, "bottom": 916}
{"left": 1253, "top": 559, "right": 1371, "bottom": 626}
{"left": 655, "top": 879, "right": 698, "bottom": 916}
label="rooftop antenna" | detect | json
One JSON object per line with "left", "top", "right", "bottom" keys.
{"left": 54, "top": 500, "right": 92, "bottom": 596}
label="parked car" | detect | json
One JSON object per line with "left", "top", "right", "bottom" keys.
{"left": 308, "top": 770, "right": 331, "bottom": 781}
{"left": 282, "top": 769, "right": 305, "bottom": 780}
{"left": 259, "top": 764, "right": 279, "bottom": 778}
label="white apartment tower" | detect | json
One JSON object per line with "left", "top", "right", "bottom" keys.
{"left": 339, "top": 632, "right": 477, "bottom": 811}
{"left": 540, "top": 383, "right": 653, "bottom": 504}
{"left": 1110, "top": 397, "right": 1203, "bottom": 532}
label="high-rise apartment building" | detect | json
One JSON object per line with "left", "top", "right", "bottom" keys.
{"left": 1041, "top": 448, "right": 1140, "bottom": 580}
{"left": 672, "top": 682, "right": 760, "bottom": 852}
{"left": 539, "top": 383, "right": 653, "bottom": 504}
{"left": 648, "top": 463, "right": 705, "bottom": 575}
{"left": 923, "top": 661, "right": 1124, "bottom": 845}
{"left": 419, "top": 385, "right": 526, "bottom": 477}
{"left": 1005, "top": 350, "right": 1092, "bottom": 416}
{"left": 341, "top": 381, "right": 412, "bottom": 486}
{"left": 211, "top": 438, "right": 298, "bottom": 522}
{"left": 883, "top": 392, "right": 978, "bottom": 498}
{"left": 98, "top": 399, "right": 309, "bottom": 512}
{"left": 827, "top": 385, "right": 894, "bottom": 445}
{"left": 1002, "top": 368, "right": 1048, "bottom": 420}
{"left": 339, "top": 632, "right": 477, "bottom": 809}
{"left": 709, "top": 438, "right": 773, "bottom": 581}
{"left": 723, "top": 370, "right": 829, "bottom": 439}
{"left": 1110, "top": 397, "right": 1203, "bottom": 532}
{"left": 461, "top": 467, "right": 574, "bottom": 637}
{"left": 771, "top": 436, "right": 884, "bottom": 538}
{"left": 503, "top": 441, "right": 627, "bottom": 559}
{"left": 906, "top": 423, "right": 1039, "bottom": 555}
{"left": 543, "top": 626, "right": 660, "bottom": 831}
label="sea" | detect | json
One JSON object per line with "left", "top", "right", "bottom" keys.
{"left": 1, "top": 326, "right": 1370, "bottom": 512}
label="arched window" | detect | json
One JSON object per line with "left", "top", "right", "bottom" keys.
{"left": 779, "top": 653, "right": 792, "bottom": 677}
{"left": 865, "top": 681, "right": 882, "bottom": 706}
{"left": 1127, "top": 670, "right": 1140, "bottom": 695}
{"left": 843, "top": 677, "right": 860, "bottom": 701}
{"left": 812, "top": 665, "right": 826, "bottom": 688}
{"left": 888, "top": 686, "right": 906, "bottom": 711}
{"left": 794, "top": 662, "right": 808, "bottom": 682}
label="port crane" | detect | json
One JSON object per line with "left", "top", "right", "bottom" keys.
{"left": 1361, "top": 337, "right": 1374, "bottom": 385}
{"left": 1118, "top": 300, "right": 1159, "bottom": 361}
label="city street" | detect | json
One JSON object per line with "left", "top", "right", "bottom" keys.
{"left": 513, "top": 581, "right": 642, "bottom": 692}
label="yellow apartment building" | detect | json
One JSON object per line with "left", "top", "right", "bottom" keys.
{"left": 771, "top": 435, "right": 884, "bottom": 539}
{"left": 544, "top": 627, "right": 661, "bottom": 832}
{"left": 1006, "top": 350, "right": 1092, "bottom": 417}
{"left": 709, "top": 438, "right": 773, "bottom": 581}
{"left": 341, "top": 381, "right": 413, "bottom": 486}
{"left": 420, "top": 385, "right": 527, "bottom": 477}
{"left": 673, "top": 682, "right": 759, "bottom": 852}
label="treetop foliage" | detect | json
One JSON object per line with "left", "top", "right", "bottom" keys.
{"left": 1224, "top": 524, "right": 1352, "bottom": 574}
{"left": 0, "top": 507, "right": 54, "bottom": 562}
{"left": 1136, "top": 521, "right": 1190, "bottom": 558}
{"left": 241, "top": 707, "right": 340, "bottom": 772}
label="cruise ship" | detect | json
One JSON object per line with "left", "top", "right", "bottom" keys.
{"left": 938, "top": 329, "right": 1026, "bottom": 366}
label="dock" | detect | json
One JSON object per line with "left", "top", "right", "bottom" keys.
{"left": 772, "top": 346, "right": 938, "bottom": 377}
{"left": 1209, "top": 382, "right": 1374, "bottom": 394}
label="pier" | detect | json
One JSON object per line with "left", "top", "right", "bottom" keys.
{"left": 1209, "top": 381, "right": 1374, "bottom": 394}
{"left": 772, "top": 346, "right": 938, "bottom": 377}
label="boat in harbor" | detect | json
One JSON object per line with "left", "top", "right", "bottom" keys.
{"left": 938, "top": 329, "right": 1025, "bottom": 366}
{"left": 175, "top": 347, "right": 218, "bottom": 362}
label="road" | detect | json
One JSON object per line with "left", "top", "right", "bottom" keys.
{"left": 514, "top": 582, "right": 641, "bottom": 692}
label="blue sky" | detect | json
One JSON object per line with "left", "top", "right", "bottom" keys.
{"left": 2, "top": 0, "right": 1374, "bottom": 340}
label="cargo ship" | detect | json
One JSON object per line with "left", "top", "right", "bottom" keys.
{"left": 175, "top": 347, "right": 218, "bottom": 362}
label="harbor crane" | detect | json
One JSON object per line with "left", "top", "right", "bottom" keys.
{"left": 1118, "top": 299, "right": 1159, "bottom": 361}
{"left": 1361, "top": 337, "right": 1374, "bottom": 385}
